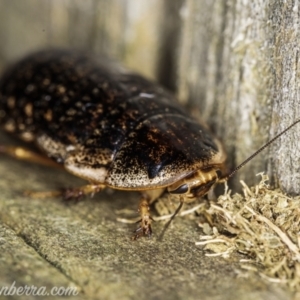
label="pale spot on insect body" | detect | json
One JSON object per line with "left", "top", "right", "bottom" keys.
{"left": 139, "top": 93, "right": 154, "bottom": 98}
{"left": 44, "top": 109, "right": 53, "bottom": 121}
{"left": 18, "top": 123, "right": 26, "bottom": 131}
{"left": 7, "top": 96, "right": 15, "bottom": 109}
{"left": 62, "top": 96, "right": 69, "bottom": 103}
{"left": 147, "top": 132, "right": 159, "bottom": 144}
{"left": 75, "top": 102, "right": 83, "bottom": 108}
{"left": 25, "top": 117, "right": 33, "bottom": 125}
{"left": 101, "top": 82, "right": 109, "bottom": 89}
{"left": 85, "top": 139, "right": 95, "bottom": 145}
{"left": 42, "top": 78, "right": 51, "bottom": 86}
{"left": 68, "top": 90, "right": 75, "bottom": 97}
{"left": 82, "top": 96, "right": 91, "bottom": 102}
{"left": 44, "top": 95, "right": 52, "bottom": 101}
{"left": 24, "top": 103, "right": 33, "bottom": 117}
{"left": 57, "top": 85, "right": 66, "bottom": 94}
{"left": 4, "top": 119, "right": 16, "bottom": 132}
{"left": 66, "top": 133, "right": 78, "bottom": 145}
{"left": 93, "top": 88, "right": 99, "bottom": 95}
{"left": 93, "top": 129, "right": 101, "bottom": 135}
{"left": 96, "top": 104, "right": 103, "bottom": 114}
{"left": 47, "top": 84, "right": 56, "bottom": 93}
{"left": 20, "top": 131, "right": 35, "bottom": 142}
{"left": 59, "top": 116, "right": 66, "bottom": 122}
{"left": 25, "top": 84, "right": 35, "bottom": 93}
{"left": 66, "top": 108, "right": 77, "bottom": 116}
{"left": 66, "top": 145, "right": 76, "bottom": 152}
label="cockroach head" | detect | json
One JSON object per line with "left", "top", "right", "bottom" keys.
{"left": 167, "top": 168, "right": 219, "bottom": 200}
{"left": 168, "top": 118, "right": 300, "bottom": 200}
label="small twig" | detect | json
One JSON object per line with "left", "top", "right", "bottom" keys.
{"left": 210, "top": 204, "right": 237, "bottom": 225}
{"left": 240, "top": 180, "right": 254, "bottom": 197}
{"left": 234, "top": 215, "right": 255, "bottom": 236}
{"left": 116, "top": 217, "right": 140, "bottom": 224}
{"left": 205, "top": 247, "right": 234, "bottom": 257}
{"left": 115, "top": 208, "right": 137, "bottom": 215}
{"left": 195, "top": 238, "right": 231, "bottom": 246}
{"left": 269, "top": 257, "right": 287, "bottom": 276}
{"left": 258, "top": 272, "right": 288, "bottom": 284}
{"left": 198, "top": 235, "right": 215, "bottom": 240}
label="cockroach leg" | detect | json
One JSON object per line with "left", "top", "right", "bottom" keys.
{"left": 0, "top": 145, "right": 61, "bottom": 168}
{"left": 132, "top": 188, "right": 165, "bottom": 239}
{"left": 133, "top": 198, "right": 154, "bottom": 240}
{"left": 62, "top": 184, "right": 105, "bottom": 200}
{"left": 24, "top": 189, "right": 64, "bottom": 199}
{"left": 24, "top": 184, "right": 105, "bottom": 201}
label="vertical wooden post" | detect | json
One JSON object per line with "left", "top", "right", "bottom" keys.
{"left": 176, "top": 0, "right": 300, "bottom": 193}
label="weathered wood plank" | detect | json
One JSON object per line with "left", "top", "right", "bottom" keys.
{"left": 267, "top": 1, "right": 300, "bottom": 194}
{"left": 0, "top": 223, "right": 80, "bottom": 299}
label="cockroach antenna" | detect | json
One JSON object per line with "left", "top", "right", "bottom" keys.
{"left": 159, "top": 118, "right": 300, "bottom": 240}
{"left": 220, "top": 118, "right": 300, "bottom": 181}
{"left": 158, "top": 199, "right": 184, "bottom": 241}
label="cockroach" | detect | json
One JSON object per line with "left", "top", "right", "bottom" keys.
{"left": 0, "top": 49, "right": 299, "bottom": 239}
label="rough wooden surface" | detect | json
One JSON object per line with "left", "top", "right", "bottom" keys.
{"left": 176, "top": 0, "right": 300, "bottom": 192}
{"left": 267, "top": 1, "right": 300, "bottom": 194}
{"left": 0, "top": 131, "right": 294, "bottom": 300}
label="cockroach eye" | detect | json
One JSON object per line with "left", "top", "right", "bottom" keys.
{"left": 190, "top": 180, "right": 216, "bottom": 197}
{"left": 169, "top": 184, "right": 189, "bottom": 194}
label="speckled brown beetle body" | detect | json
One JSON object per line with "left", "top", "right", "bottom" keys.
{"left": 0, "top": 49, "right": 226, "bottom": 238}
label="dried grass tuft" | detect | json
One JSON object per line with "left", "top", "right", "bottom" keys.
{"left": 196, "top": 173, "right": 300, "bottom": 289}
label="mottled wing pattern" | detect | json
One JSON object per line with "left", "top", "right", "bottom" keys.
{"left": 0, "top": 49, "right": 225, "bottom": 188}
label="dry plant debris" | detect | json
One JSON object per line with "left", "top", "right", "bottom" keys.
{"left": 196, "top": 173, "right": 300, "bottom": 290}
